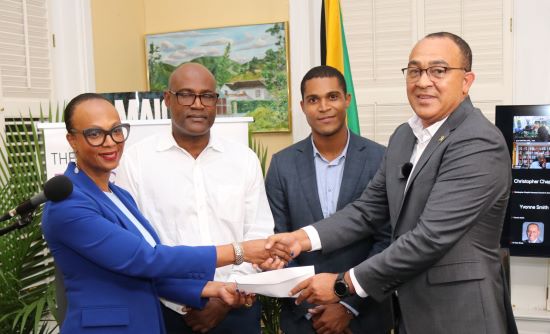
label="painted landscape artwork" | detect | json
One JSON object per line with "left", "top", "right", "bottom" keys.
{"left": 146, "top": 22, "right": 290, "bottom": 132}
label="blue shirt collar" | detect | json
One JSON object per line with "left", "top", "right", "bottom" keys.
{"left": 311, "top": 129, "right": 350, "bottom": 164}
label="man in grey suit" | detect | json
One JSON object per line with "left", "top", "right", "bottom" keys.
{"left": 265, "top": 65, "right": 392, "bottom": 333}
{"left": 266, "top": 32, "right": 518, "bottom": 334}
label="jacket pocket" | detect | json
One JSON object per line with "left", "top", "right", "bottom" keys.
{"left": 427, "top": 261, "right": 485, "bottom": 284}
{"left": 81, "top": 306, "right": 129, "bottom": 327}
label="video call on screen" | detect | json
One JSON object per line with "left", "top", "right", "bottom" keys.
{"left": 497, "top": 107, "right": 550, "bottom": 256}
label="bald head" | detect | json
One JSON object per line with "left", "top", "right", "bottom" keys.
{"left": 168, "top": 63, "right": 216, "bottom": 91}
{"left": 527, "top": 223, "right": 541, "bottom": 242}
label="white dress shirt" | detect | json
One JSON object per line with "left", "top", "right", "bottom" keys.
{"left": 115, "top": 132, "right": 274, "bottom": 312}
{"left": 304, "top": 114, "right": 448, "bottom": 298}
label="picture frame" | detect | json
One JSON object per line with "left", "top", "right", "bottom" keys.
{"left": 145, "top": 22, "right": 291, "bottom": 133}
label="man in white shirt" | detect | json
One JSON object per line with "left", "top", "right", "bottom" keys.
{"left": 116, "top": 63, "right": 274, "bottom": 334}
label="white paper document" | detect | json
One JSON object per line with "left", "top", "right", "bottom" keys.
{"left": 234, "top": 266, "right": 315, "bottom": 298}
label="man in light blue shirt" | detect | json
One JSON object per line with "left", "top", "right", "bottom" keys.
{"left": 313, "top": 132, "right": 348, "bottom": 219}
{"left": 265, "top": 65, "right": 392, "bottom": 334}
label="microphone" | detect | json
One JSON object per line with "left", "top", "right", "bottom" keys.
{"left": 0, "top": 175, "right": 73, "bottom": 222}
{"left": 399, "top": 162, "right": 413, "bottom": 180}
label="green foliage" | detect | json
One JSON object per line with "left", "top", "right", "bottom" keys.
{"left": 234, "top": 100, "right": 272, "bottom": 115}
{"left": 248, "top": 136, "right": 281, "bottom": 333}
{"left": 148, "top": 51, "right": 176, "bottom": 92}
{"left": 0, "top": 105, "right": 62, "bottom": 333}
{"left": 259, "top": 295, "right": 281, "bottom": 334}
{"left": 211, "top": 43, "right": 233, "bottom": 88}
{"left": 229, "top": 71, "right": 262, "bottom": 82}
{"left": 189, "top": 56, "right": 242, "bottom": 89}
{"left": 248, "top": 136, "right": 268, "bottom": 177}
{"left": 148, "top": 43, "right": 162, "bottom": 90}
{"left": 146, "top": 23, "right": 290, "bottom": 131}
{"left": 233, "top": 56, "right": 263, "bottom": 82}
{"left": 260, "top": 23, "right": 289, "bottom": 115}
{"left": 247, "top": 106, "right": 288, "bottom": 133}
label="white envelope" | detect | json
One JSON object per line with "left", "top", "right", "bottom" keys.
{"left": 234, "top": 266, "right": 315, "bottom": 298}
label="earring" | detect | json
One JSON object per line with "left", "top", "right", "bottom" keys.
{"left": 74, "top": 161, "right": 80, "bottom": 174}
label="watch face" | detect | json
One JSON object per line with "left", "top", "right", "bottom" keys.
{"left": 334, "top": 281, "right": 348, "bottom": 297}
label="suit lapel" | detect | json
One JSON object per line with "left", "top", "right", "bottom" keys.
{"left": 405, "top": 128, "right": 449, "bottom": 193}
{"left": 337, "top": 133, "right": 366, "bottom": 209}
{"left": 111, "top": 186, "right": 161, "bottom": 244}
{"left": 393, "top": 127, "right": 416, "bottom": 214}
{"left": 68, "top": 165, "right": 154, "bottom": 241}
{"left": 405, "top": 97, "right": 472, "bottom": 192}
{"left": 295, "top": 137, "right": 324, "bottom": 222}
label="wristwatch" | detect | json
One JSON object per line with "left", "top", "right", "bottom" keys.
{"left": 333, "top": 272, "right": 350, "bottom": 298}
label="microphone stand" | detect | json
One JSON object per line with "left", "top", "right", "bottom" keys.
{"left": 0, "top": 212, "right": 35, "bottom": 237}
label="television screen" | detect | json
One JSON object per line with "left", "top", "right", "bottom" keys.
{"left": 496, "top": 105, "right": 550, "bottom": 257}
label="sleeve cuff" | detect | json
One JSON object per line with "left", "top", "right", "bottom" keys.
{"left": 160, "top": 299, "right": 187, "bottom": 315}
{"left": 349, "top": 268, "right": 368, "bottom": 298}
{"left": 339, "top": 301, "right": 359, "bottom": 317}
{"left": 302, "top": 226, "right": 322, "bottom": 251}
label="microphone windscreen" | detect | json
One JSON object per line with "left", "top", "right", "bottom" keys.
{"left": 43, "top": 175, "right": 73, "bottom": 202}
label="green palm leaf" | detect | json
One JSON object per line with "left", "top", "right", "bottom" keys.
{"left": 0, "top": 105, "right": 61, "bottom": 333}
{"left": 248, "top": 133, "right": 280, "bottom": 333}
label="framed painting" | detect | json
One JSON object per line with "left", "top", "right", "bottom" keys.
{"left": 145, "top": 22, "right": 291, "bottom": 132}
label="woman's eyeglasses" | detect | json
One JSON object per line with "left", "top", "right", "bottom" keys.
{"left": 70, "top": 123, "right": 130, "bottom": 147}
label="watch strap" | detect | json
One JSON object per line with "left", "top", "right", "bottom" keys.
{"left": 334, "top": 272, "right": 350, "bottom": 298}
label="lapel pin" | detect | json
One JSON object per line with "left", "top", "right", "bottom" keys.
{"left": 438, "top": 135, "right": 446, "bottom": 142}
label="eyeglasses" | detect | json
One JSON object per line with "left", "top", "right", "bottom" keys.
{"left": 70, "top": 123, "right": 130, "bottom": 147}
{"left": 168, "top": 90, "right": 219, "bottom": 107}
{"left": 401, "top": 66, "right": 466, "bottom": 82}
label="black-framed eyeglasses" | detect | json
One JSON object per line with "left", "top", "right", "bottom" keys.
{"left": 401, "top": 66, "right": 466, "bottom": 82}
{"left": 70, "top": 123, "right": 130, "bottom": 147}
{"left": 168, "top": 90, "right": 219, "bottom": 107}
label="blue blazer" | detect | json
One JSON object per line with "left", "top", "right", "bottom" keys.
{"left": 265, "top": 133, "right": 393, "bottom": 333}
{"left": 42, "top": 163, "right": 216, "bottom": 334}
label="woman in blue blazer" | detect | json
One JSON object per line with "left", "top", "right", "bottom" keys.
{"left": 42, "top": 93, "right": 283, "bottom": 333}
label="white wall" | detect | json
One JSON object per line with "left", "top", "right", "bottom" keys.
{"left": 289, "top": 0, "right": 321, "bottom": 143}
{"left": 49, "top": 0, "right": 95, "bottom": 106}
{"left": 513, "top": 0, "right": 550, "bottom": 105}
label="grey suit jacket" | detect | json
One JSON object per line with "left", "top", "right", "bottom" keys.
{"left": 266, "top": 132, "right": 392, "bottom": 333}
{"left": 314, "top": 98, "right": 517, "bottom": 334}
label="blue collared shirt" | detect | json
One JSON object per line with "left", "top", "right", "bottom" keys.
{"left": 312, "top": 131, "right": 350, "bottom": 219}
{"left": 310, "top": 131, "right": 359, "bottom": 316}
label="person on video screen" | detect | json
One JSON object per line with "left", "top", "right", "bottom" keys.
{"left": 523, "top": 223, "right": 543, "bottom": 244}
{"left": 529, "top": 153, "right": 546, "bottom": 169}
{"left": 536, "top": 121, "right": 549, "bottom": 142}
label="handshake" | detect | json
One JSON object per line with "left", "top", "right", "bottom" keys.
{"left": 235, "top": 229, "right": 312, "bottom": 270}
{"left": 212, "top": 230, "right": 345, "bottom": 307}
